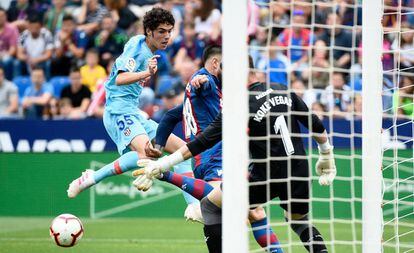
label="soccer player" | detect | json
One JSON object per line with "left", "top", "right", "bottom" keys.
{"left": 133, "top": 57, "right": 336, "bottom": 253}
{"left": 67, "top": 7, "right": 200, "bottom": 220}
{"left": 137, "top": 49, "right": 283, "bottom": 253}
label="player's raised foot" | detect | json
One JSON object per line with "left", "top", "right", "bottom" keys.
{"left": 67, "top": 170, "right": 96, "bottom": 198}
{"left": 184, "top": 202, "right": 204, "bottom": 224}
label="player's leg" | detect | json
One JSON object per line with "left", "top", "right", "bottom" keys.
{"left": 284, "top": 159, "right": 327, "bottom": 253}
{"left": 159, "top": 170, "right": 214, "bottom": 200}
{"left": 249, "top": 207, "right": 283, "bottom": 253}
{"left": 68, "top": 113, "right": 150, "bottom": 198}
{"left": 285, "top": 212, "right": 327, "bottom": 253}
{"left": 144, "top": 118, "right": 202, "bottom": 221}
{"left": 201, "top": 182, "right": 283, "bottom": 253}
{"left": 157, "top": 159, "right": 222, "bottom": 200}
{"left": 249, "top": 182, "right": 284, "bottom": 253}
{"left": 162, "top": 133, "right": 201, "bottom": 203}
{"left": 201, "top": 187, "right": 222, "bottom": 253}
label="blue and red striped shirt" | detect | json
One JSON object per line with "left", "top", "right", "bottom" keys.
{"left": 182, "top": 67, "right": 222, "bottom": 167}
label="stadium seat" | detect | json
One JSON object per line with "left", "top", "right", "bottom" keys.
{"left": 49, "top": 76, "right": 71, "bottom": 98}
{"left": 12, "top": 76, "right": 31, "bottom": 101}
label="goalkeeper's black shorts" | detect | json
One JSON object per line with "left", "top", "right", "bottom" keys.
{"left": 248, "top": 159, "right": 310, "bottom": 215}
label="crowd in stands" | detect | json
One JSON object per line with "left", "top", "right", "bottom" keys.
{"left": 0, "top": 0, "right": 412, "bottom": 121}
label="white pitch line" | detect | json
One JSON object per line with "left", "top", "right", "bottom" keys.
{"left": 0, "top": 237, "right": 204, "bottom": 244}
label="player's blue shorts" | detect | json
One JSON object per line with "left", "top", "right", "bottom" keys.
{"left": 193, "top": 155, "right": 222, "bottom": 182}
{"left": 103, "top": 110, "right": 158, "bottom": 155}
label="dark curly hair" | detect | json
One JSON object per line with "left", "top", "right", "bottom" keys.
{"left": 143, "top": 7, "right": 175, "bottom": 36}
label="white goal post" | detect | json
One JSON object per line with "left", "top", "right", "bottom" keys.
{"left": 361, "top": 0, "right": 384, "bottom": 252}
{"left": 222, "top": 0, "right": 249, "bottom": 252}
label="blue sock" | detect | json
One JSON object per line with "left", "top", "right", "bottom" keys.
{"left": 251, "top": 218, "right": 283, "bottom": 253}
{"left": 160, "top": 171, "right": 213, "bottom": 200}
{"left": 173, "top": 160, "right": 199, "bottom": 205}
{"left": 93, "top": 151, "right": 139, "bottom": 183}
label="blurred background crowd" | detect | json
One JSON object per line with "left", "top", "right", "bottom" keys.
{"left": 0, "top": 0, "right": 412, "bottom": 121}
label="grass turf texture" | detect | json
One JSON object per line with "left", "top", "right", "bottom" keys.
{"left": 1, "top": 217, "right": 412, "bottom": 253}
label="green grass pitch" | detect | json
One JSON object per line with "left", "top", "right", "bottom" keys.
{"left": 0, "top": 216, "right": 412, "bottom": 252}
{"left": 0, "top": 217, "right": 366, "bottom": 253}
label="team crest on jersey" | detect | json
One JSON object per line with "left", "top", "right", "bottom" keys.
{"left": 123, "top": 127, "right": 131, "bottom": 136}
{"left": 125, "top": 58, "right": 136, "bottom": 72}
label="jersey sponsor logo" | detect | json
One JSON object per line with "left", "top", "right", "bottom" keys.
{"left": 255, "top": 88, "right": 274, "bottom": 100}
{"left": 125, "top": 58, "right": 136, "bottom": 72}
{"left": 253, "top": 96, "right": 293, "bottom": 122}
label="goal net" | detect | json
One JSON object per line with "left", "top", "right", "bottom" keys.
{"left": 381, "top": 0, "right": 414, "bottom": 252}
{"left": 222, "top": 0, "right": 414, "bottom": 252}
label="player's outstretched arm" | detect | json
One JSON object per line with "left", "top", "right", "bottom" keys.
{"left": 115, "top": 55, "right": 160, "bottom": 86}
{"left": 190, "top": 74, "right": 209, "bottom": 89}
{"left": 132, "top": 113, "right": 223, "bottom": 191}
{"left": 147, "top": 104, "right": 184, "bottom": 158}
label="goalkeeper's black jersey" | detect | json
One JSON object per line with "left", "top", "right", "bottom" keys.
{"left": 186, "top": 82, "right": 325, "bottom": 165}
{"left": 248, "top": 82, "right": 325, "bottom": 161}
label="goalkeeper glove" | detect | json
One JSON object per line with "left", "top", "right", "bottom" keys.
{"left": 132, "top": 152, "right": 186, "bottom": 191}
{"left": 132, "top": 159, "right": 160, "bottom": 191}
{"left": 315, "top": 141, "right": 336, "bottom": 186}
{"left": 132, "top": 172, "right": 153, "bottom": 191}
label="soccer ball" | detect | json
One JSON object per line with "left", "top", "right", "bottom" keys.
{"left": 49, "top": 214, "right": 84, "bottom": 247}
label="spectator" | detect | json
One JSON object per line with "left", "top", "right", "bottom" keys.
{"left": 391, "top": 22, "right": 414, "bottom": 72}
{"left": 0, "top": 66, "right": 18, "bottom": 117}
{"left": 393, "top": 75, "right": 414, "bottom": 118}
{"left": 52, "top": 14, "right": 88, "bottom": 76}
{"left": 43, "top": 0, "right": 68, "bottom": 35}
{"left": 276, "top": 10, "right": 312, "bottom": 68}
{"left": 94, "top": 14, "right": 128, "bottom": 64}
{"left": 152, "top": 75, "right": 185, "bottom": 122}
{"left": 176, "top": 58, "right": 198, "bottom": 84}
{"left": 269, "top": 1, "right": 289, "bottom": 37}
{"left": 383, "top": 0, "right": 399, "bottom": 30}
{"left": 192, "top": 0, "right": 221, "bottom": 42}
{"left": 382, "top": 75, "right": 394, "bottom": 114}
{"left": 302, "top": 39, "right": 330, "bottom": 89}
{"left": 77, "top": 0, "right": 109, "bottom": 36}
{"left": 171, "top": 21, "right": 205, "bottom": 68}
{"left": 257, "top": 36, "right": 290, "bottom": 86}
{"left": 16, "top": 15, "right": 53, "bottom": 79}
{"left": 138, "top": 86, "right": 155, "bottom": 116}
{"left": 156, "top": 0, "right": 183, "bottom": 43}
{"left": 0, "top": 7, "right": 19, "bottom": 81}
{"left": 318, "top": 12, "right": 353, "bottom": 69}
{"left": 6, "top": 0, "right": 36, "bottom": 31}
{"left": 337, "top": 0, "right": 362, "bottom": 26}
{"left": 249, "top": 27, "right": 268, "bottom": 66}
{"left": 103, "top": 0, "right": 138, "bottom": 31}
{"left": 57, "top": 97, "right": 75, "bottom": 119}
{"left": 350, "top": 93, "right": 362, "bottom": 119}
{"left": 320, "top": 71, "right": 352, "bottom": 118}
{"left": 59, "top": 67, "right": 91, "bottom": 119}
{"left": 291, "top": 79, "right": 316, "bottom": 107}
{"left": 86, "top": 58, "right": 113, "bottom": 118}
{"left": 311, "top": 102, "right": 326, "bottom": 121}
{"left": 80, "top": 48, "right": 106, "bottom": 93}
{"left": 247, "top": 0, "right": 259, "bottom": 37}
{"left": 21, "top": 67, "right": 53, "bottom": 119}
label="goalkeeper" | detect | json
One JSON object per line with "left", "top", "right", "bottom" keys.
{"left": 134, "top": 57, "right": 336, "bottom": 253}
